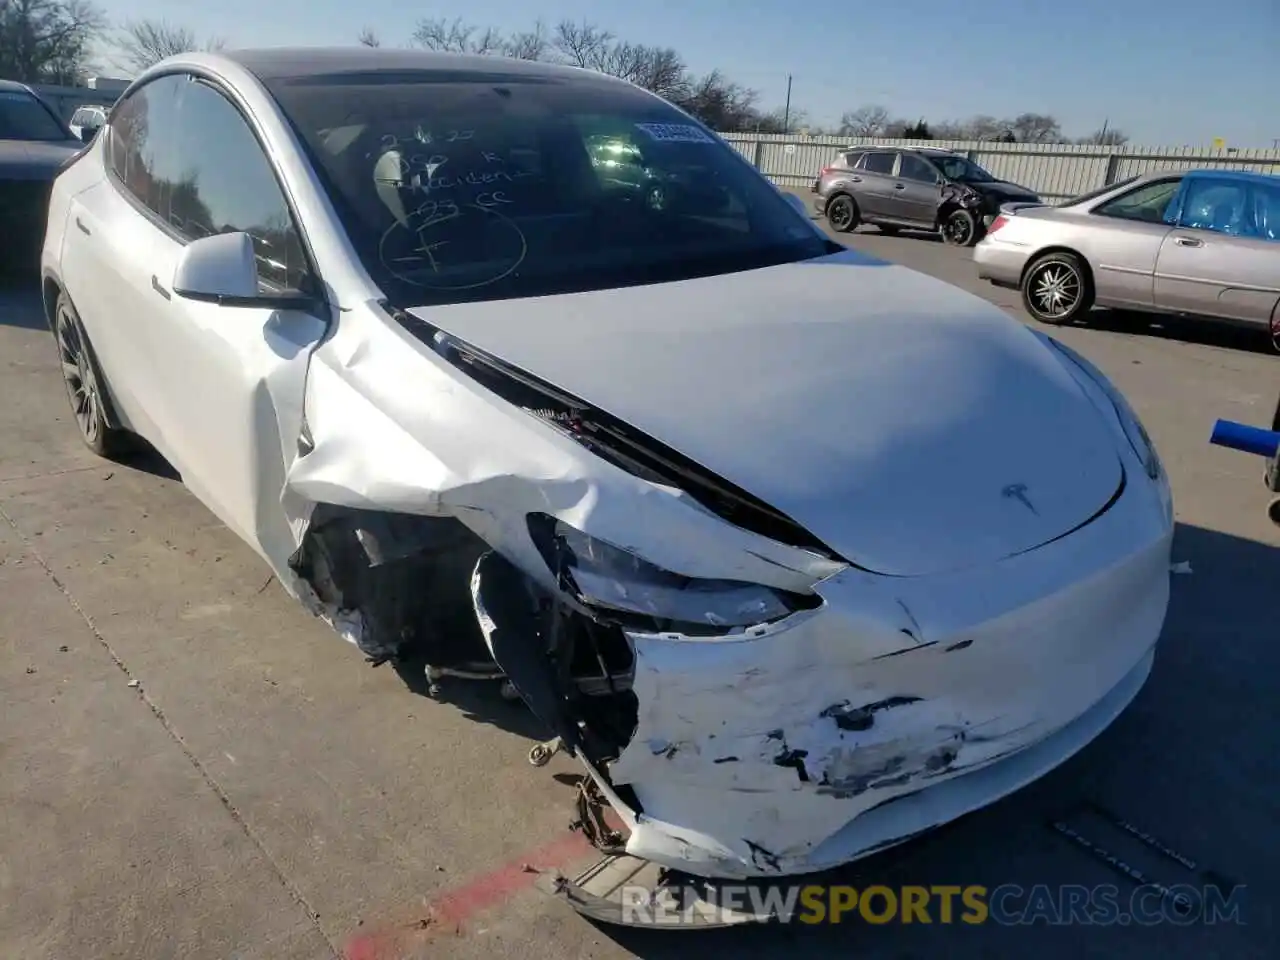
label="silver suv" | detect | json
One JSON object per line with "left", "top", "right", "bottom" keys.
{"left": 812, "top": 146, "right": 1041, "bottom": 246}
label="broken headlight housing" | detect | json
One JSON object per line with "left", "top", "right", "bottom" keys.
{"left": 527, "top": 513, "right": 819, "bottom": 635}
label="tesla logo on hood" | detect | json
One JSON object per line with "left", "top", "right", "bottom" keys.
{"left": 1002, "top": 483, "right": 1039, "bottom": 515}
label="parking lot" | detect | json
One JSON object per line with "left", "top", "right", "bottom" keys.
{"left": 2, "top": 204, "right": 1277, "bottom": 958}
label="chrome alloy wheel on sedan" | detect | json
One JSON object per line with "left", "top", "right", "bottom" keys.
{"left": 1020, "top": 252, "right": 1094, "bottom": 325}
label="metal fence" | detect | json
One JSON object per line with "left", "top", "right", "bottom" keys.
{"left": 719, "top": 133, "right": 1280, "bottom": 203}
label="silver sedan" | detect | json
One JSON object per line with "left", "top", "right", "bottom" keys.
{"left": 974, "top": 169, "right": 1280, "bottom": 349}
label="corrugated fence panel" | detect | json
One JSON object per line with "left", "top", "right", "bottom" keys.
{"left": 719, "top": 133, "right": 1280, "bottom": 202}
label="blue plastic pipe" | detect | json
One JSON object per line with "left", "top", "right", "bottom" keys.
{"left": 1210, "top": 419, "right": 1280, "bottom": 458}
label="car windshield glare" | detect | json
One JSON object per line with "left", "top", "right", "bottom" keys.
{"left": 0, "top": 89, "right": 72, "bottom": 142}
{"left": 264, "top": 70, "right": 830, "bottom": 307}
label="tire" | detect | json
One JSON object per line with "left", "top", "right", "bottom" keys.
{"left": 1020, "top": 252, "right": 1094, "bottom": 326}
{"left": 52, "top": 293, "right": 133, "bottom": 459}
{"left": 940, "top": 208, "right": 979, "bottom": 247}
{"left": 825, "top": 194, "right": 859, "bottom": 233}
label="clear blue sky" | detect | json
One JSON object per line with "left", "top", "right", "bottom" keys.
{"left": 95, "top": 0, "right": 1279, "bottom": 147}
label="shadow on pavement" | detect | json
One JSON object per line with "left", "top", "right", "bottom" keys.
{"left": 1080, "top": 308, "right": 1279, "bottom": 357}
{"left": 389, "top": 653, "right": 552, "bottom": 742}
{"left": 570, "top": 522, "right": 1277, "bottom": 959}
{"left": 0, "top": 272, "right": 48, "bottom": 330}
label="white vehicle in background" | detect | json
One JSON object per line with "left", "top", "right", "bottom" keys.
{"left": 67, "top": 104, "right": 107, "bottom": 141}
{"left": 40, "top": 47, "right": 1175, "bottom": 921}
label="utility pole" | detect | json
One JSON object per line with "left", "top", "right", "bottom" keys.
{"left": 782, "top": 74, "right": 792, "bottom": 135}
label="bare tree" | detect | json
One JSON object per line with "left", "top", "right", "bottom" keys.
{"left": 838, "top": 105, "right": 890, "bottom": 138}
{"left": 551, "top": 19, "right": 614, "bottom": 70}
{"left": 957, "top": 114, "right": 1006, "bottom": 140}
{"left": 675, "top": 69, "right": 763, "bottom": 131}
{"left": 412, "top": 17, "right": 504, "bottom": 55}
{"left": 375, "top": 16, "right": 782, "bottom": 132}
{"left": 357, "top": 26, "right": 380, "bottom": 48}
{"left": 0, "top": 0, "right": 105, "bottom": 84}
{"left": 1081, "top": 127, "right": 1129, "bottom": 146}
{"left": 113, "top": 18, "right": 223, "bottom": 72}
{"left": 503, "top": 21, "right": 549, "bottom": 60}
{"left": 1010, "top": 112, "right": 1062, "bottom": 143}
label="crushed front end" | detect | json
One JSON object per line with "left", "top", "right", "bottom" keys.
{"left": 472, "top": 486, "right": 1172, "bottom": 880}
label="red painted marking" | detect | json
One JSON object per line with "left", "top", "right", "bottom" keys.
{"left": 344, "top": 830, "right": 597, "bottom": 959}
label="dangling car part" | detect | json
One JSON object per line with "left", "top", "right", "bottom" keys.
{"left": 40, "top": 48, "right": 1175, "bottom": 909}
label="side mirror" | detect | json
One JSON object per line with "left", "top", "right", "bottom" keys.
{"left": 172, "top": 231, "right": 316, "bottom": 311}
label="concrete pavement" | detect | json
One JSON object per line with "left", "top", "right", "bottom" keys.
{"left": 2, "top": 216, "right": 1277, "bottom": 958}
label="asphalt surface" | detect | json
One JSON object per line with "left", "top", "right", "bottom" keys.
{"left": 2, "top": 200, "right": 1277, "bottom": 959}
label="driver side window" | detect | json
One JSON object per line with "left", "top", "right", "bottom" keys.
{"left": 169, "top": 79, "right": 311, "bottom": 293}
{"left": 898, "top": 154, "right": 937, "bottom": 183}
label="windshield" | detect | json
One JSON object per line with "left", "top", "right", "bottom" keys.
{"left": 0, "top": 89, "right": 73, "bottom": 142}
{"left": 934, "top": 155, "right": 995, "bottom": 183}
{"left": 265, "top": 69, "right": 831, "bottom": 307}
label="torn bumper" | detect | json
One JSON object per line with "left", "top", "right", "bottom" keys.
{"left": 602, "top": 511, "right": 1172, "bottom": 880}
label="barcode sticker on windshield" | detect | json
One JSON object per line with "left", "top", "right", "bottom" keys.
{"left": 634, "top": 123, "right": 716, "bottom": 144}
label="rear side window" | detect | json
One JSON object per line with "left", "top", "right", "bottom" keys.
{"left": 1248, "top": 179, "right": 1280, "bottom": 241}
{"left": 843, "top": 151, "right": 865, "bottom": 168}
{"left": 107, "top": 75, "right": 184, "bottom": 218}
{"left": 860, "top": 152, "right": 896, "bottom": 175}
{"left": 1093, "top": 178, "right": 1181, "bottom": 224}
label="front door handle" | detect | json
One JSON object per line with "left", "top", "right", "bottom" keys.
{"left": 1174, "top": 236, "right": 1203, "bottom": 248}
{"left": 75, "top": 217, "right": 90, "bottom": 235}
{"left": 893, "top": 183, "right": 906, "bottom": 190}
{"left": 150, "top": 275, "right": 171, "bottom": 300}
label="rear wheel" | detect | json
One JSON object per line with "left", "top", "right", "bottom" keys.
{"left": 1021, "top": 252, "right": 1094, "bottom": 325}
{"left": 825, "top": 194, "right": 859, "bottom": 233}
{"left": 52, "top": 293, "right": 132, "bottom": 458}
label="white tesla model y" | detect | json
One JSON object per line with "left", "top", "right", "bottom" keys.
{"left": 40, "top": 48, "right": 1174, "bottom": 894}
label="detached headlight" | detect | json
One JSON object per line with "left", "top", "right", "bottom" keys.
{"left": 527, "top": 514, "right": 818, "bottom": 635}
{"left": 1045, "top": 338, "right": 1163, "bottom": 481}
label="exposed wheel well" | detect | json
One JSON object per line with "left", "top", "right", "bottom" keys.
{"left": 1020, "top": 247, "right": 1095, "bottom": 294}
{"left": 41, "top": 275, "right": 63, "bottom": 332}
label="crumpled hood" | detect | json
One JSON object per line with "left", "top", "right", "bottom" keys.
{"left": 409, "top": 248, "right": 1124, "bottom": 577}
{"left": 972, "top": 179, "right": 1040, "bottom": 201}
{"left": 0, "top": 138, "right": 81, "bottom": 180}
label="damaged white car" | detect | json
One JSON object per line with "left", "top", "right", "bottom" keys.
{"left": 41, "top": 48, "right": 1175, "bottom": 904}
